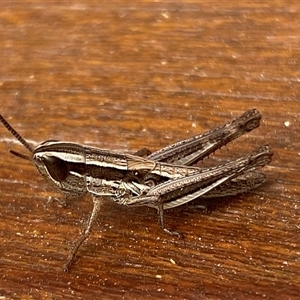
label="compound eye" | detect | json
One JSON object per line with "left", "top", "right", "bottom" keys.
{"left": 42, "top": 156, "right": 69, "bottom": 181}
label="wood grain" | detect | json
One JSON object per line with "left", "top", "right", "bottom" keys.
{"left": 0, "top": 1, "right": 299, "bottom": 299}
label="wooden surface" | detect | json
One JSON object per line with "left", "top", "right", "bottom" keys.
{"left": 0, "top": 1, "right": 299, "bottom": 299}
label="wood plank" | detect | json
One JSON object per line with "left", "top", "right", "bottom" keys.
{"left": 0, "top": 1, "right": 299, "bottom": 299}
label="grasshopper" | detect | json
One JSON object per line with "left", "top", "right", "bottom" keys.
{"left": 0, "top": 109, "right": 273, "bottom": 271}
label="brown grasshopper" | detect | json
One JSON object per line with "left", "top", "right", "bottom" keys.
{"left": 0, "top": 109, "right": 273, "bottom": 271}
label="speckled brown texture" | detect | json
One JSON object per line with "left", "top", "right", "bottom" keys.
{"left": 0, "top": 1, "right": 299, "bottom": 299}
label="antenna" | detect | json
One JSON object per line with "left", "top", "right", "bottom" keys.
{"left": 0, "top": 114, "right": 33, "bottom": 160}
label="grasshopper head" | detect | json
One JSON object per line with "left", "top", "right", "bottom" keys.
{"left": 0, "top": 115, "right": 86, "bottom": 197}
{"left": 33, "top": 141, "right": 87, "bottom": 196}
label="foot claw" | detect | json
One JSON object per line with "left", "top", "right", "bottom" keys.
{"left": 163, "top": 228, "right": 183, "bottom": 238}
